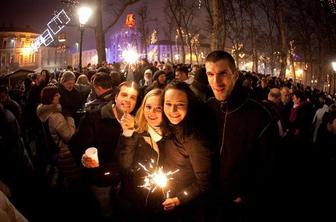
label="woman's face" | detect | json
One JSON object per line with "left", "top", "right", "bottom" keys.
{"left": 144, "top": 95, "right": 162, "bottom": 127}
{"left": 52, "top": 93, "right": 60, "bottom": 105}
{"left": 164, "top": 89, "right": 188, "bottom": 125}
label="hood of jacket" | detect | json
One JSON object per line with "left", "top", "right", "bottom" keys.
{"left": 36, "top": 103, "right": 62, "bottom": 122}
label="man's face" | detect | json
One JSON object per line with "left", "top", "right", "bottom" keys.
{"left": 163, "top": 66, "right": 170, "bottom": 74}
{"left": 175, "top": 71, "right": 188, "bottom": 81}
{"left": 115, "top": 86, "right": 138, "bottom": 114}
{"left": 281, "top": 89, "right": 290, "bottom": 104}
{"left": 62, "top": 80, "right": 75, "bottom": 92}
{"left": 205, "top": 60, "right": 236, "bottom": 101}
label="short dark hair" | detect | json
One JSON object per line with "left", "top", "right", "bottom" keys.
{"left": 292, "top": 90, "right": 305, "bottom": 100}
{"left": 41, "top": 85, "right": 59, "bottom": 105}
{"left": 175, "top": 66, "right": 189, "bottom": 74}
{"left": 205, "top": 50, "right": 236, "bottom": 71}
{"left": 93, "top": 72, "right": 112, "bottom": 89}
{"left": 115, "top": 81, "right": 139, "bottom": 96}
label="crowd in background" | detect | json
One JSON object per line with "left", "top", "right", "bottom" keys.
{"left": 0, "top": 51, "right": 336, "bottom": 222}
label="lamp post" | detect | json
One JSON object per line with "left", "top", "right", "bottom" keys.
{"left": 77, "top": 6, "right": 92, "bottom": 73}
{"left": 332, "top": 62, "right": 336, "bottom": 95}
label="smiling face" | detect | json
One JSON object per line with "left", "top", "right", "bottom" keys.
{"left": 115, "top": 85, "right": 138, "bottom": 114}
{"left": 144, "top": 95, "right": 162, "bottom": 127}
{"left": 164, "top": 89, "right": 188, "bottom": 125}
{"left": 205, "top": 59, "right": 237, "bottom": 101}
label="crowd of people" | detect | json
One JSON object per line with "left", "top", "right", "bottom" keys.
{"left": 0, "top": 50, "right": 335, "bottom": 222}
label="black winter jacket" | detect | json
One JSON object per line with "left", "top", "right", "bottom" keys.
{"left": 69, "top": 101, "right": 121, "bottom": 186}
{"left": 118, "top": 132, "right": 164, "bottom": 214}
{"left": 207, "top": 82, "right": 278, "bottom": 206}
{"left": 160, "top": 125, "right": 214, "bottom": 205}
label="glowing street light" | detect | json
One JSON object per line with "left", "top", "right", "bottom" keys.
{"left": 78, "top": 6, "right": 92, "bottom": 26}
{"left": 77, "top": 6, "right": 92, "bottom": 72}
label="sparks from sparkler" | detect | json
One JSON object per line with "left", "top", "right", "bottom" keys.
{"left": 138, "top": 161, "right": 179, "bottom": 199}
{"left": 121, "top": 45, "right": 140, "bottom": 64}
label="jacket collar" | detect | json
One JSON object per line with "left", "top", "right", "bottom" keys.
{"left": 215, "top": 80, "right": 249, "bottom": 114}
{"left": 100, "top": 100, "right": 117, "bottom": 120}
{"left": 36, "top": 104, "right": 62, "bottom": 122}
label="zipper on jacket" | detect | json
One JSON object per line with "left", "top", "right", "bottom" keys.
{"left": 220, "top": 102, "right": 228, "bottom": 156}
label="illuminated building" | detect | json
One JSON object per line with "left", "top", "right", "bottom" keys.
{"left": 0, "top": 26, "right": 39, "bottom": 74}
{"left": 0, "top": 26, "right": 71, "bottom": 76}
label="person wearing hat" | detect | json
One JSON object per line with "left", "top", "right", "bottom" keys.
{"left": 58, "top": 71, "right": 84, "bottom": 124}
{"left": 145, "top": 70, "right": 167, "bottom": 95}
{"left": 139, "top": 69, "right": 153, "bottom": 88}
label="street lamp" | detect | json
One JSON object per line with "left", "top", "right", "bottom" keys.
{"left": 77, "top": 6, "right": 92, "bottom": 73}
{"left": 332, "top": 62, "right": 336, "bottom": 95}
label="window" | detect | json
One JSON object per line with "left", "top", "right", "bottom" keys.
{"left": 3, "top": 40, "right": 7, "bottom": 49}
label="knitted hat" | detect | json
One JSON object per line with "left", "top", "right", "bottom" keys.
{"left": 144, "top": 69, "right": 153, "bottom": 75}
{"left": 61, "top": 71, "right": 76, "bottom": 83}
{"left": 153, "top": 70, "right": 166, "bottom": 81}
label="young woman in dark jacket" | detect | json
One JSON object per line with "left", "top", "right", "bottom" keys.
{"left": 118, "top": 89, "right": 166, "bottom": 221}
{"left": 160, "top": 81, "right": 215, "bottom": 222}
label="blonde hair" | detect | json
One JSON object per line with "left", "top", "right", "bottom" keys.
{"left": 135, "top": 89, "right": 163, "bottom": 133}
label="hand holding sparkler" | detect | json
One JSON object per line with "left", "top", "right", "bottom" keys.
{"left": 138, "top": 163, "right": 179, "bottom": 207}
{"left": 120, "top": 113, "right": 135, "bottom": 137}
{"left": 162, "top": 197, "right": 180, "bottom": 211}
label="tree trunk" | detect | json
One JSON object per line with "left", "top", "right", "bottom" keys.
{"left": 276, "top": 0, "right": 287, "bottom": 79}
{"left": 95, "top": 0, "right": 106, "bottom": 64}
{"left": 211, "top": 0, "right": 220, "bottom": 51}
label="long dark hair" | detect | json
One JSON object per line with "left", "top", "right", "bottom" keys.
{"left": 162, "top": 80, "right": 210, "bottom": 139}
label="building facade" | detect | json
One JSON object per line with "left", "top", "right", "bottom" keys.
{"left": 0, "top": 26, "right": 71, "bottom": 76}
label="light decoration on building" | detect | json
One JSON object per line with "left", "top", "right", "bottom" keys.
{"left": 198, "top": 0, "right": 202, "bottom": 9}
{"left": 150, "top": 30, "right": 158, "bottom": 44}
{"left": 30, "top": 9, "right": 71, "bottom": 51}
{"left": 125, "top": 13, "right": 136, "bottom": 28}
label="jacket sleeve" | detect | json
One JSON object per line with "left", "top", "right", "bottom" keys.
{"left": 68, "top": 113, "right": 95, "bottom": 163}
{"left": 49, "top": 113, "right": 75, "bottom": 143}
{"left": 118, "top": 133, "right": 139, "bottom": 171}
{"left": 243, "top": 117, "right": 278, "bottom": 206}
{"left": 176, "top": 137, "right": 214, "bottom": 204}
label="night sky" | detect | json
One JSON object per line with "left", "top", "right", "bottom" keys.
{"left": 0, "top": 0, "right": 164, "bottom": 50}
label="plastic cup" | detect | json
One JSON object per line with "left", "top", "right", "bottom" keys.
{"left": 85, "top": 147, "right": 99, "bottom": 165}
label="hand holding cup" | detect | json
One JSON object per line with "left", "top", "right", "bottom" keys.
{"left": 81, "top": 147, "right": 99, "bottom": 168}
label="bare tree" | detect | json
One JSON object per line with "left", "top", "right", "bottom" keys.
{"left": 95, "top": 0, "right": 141, "bottom": 64}
{"left": 166, "top": 0, "right": 199, "bottom": 64}
{"left": 275, "top": 0, "right": 287, "bottom": 79}
{"left": 137, "top": 5, "right": 150, "bottom": 59}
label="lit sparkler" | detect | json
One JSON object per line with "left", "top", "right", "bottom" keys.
{"left": 121, "top": 45, "right": 139, "bottom": 64}
{"left": 138, "top": 161, "right": 179, "bottom": 198}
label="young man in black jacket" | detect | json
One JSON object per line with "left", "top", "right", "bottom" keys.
{"left": 69, "top": 81, "right": 139, "bottom": 221}
{"left": 205, "top": 51, "right": 279, "bottom": 222}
